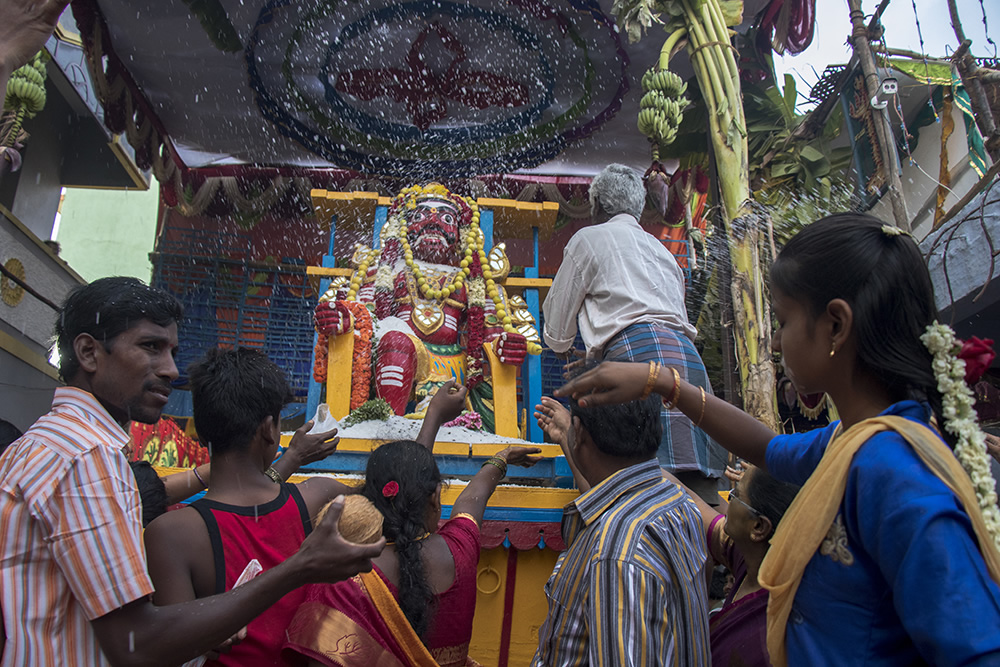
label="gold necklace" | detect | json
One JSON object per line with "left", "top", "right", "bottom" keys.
{"left": 406, "top": 265, "right": 461, "bottom": 336}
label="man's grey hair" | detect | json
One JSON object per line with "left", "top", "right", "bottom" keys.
{"left": 589, "top": 164, "right": 645, "bottom": 220}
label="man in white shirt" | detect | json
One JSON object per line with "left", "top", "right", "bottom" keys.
{"left": 542, "top": 164, "right": 726, "bottom": 503}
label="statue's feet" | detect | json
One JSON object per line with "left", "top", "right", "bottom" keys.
{"left": 534, "top": 396, "right": 571, "bottom": 445}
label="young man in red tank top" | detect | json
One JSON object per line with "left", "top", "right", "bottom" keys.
{"left": 143, "top": 347, "right": 464, "bottom": 665}
{"left": 143, "top": 348, "right": 360, "bottom": 666}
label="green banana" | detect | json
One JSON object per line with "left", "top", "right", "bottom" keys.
{"left": 637, "top": 66, "right": 691, "bottom": 147}
{"left": 4, "top": 52, "right": 47, "bottom": 116}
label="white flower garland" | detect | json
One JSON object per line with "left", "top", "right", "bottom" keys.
{"left": 467, "top": 278, "right": 486, "bottom": 308}
{"left": 374, "top": 265, "right": 395, "bottom": 292}
{"left": 921, "top": 321, "right": 1000, "bottom": 550}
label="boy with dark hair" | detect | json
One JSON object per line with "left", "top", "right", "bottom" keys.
{"left": 130, "top": 461, "right": 169, "bottom": 527}
{"left": 143, "top": 347, "right": 365, "bottom": 664}
{"left": 0, "top": 277, "right": 383, "bottom": 667}
{"left": 533, "top": 394, "right": 710, "bottom": 666}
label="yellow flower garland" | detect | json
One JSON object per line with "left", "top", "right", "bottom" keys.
{"left": 346, "top": 247, "right": 381, "bottom": 301}
{"left": 346, "top": 183, "right": 541, "bottom": 355}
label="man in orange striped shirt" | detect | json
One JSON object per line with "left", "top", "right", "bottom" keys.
{"left": 0, "top": 278, "right": 384, "bottom": 666}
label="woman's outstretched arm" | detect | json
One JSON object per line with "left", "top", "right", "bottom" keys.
{"left": 451, "top": 446, "right": 542, "bottom": 525}
{"left": 416, "top": 380, "right": 468, "bottom": 450}
{"left": 557, "top": 361, "right": 776, "bottom": 470}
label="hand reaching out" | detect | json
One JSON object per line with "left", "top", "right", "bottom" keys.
{"left": 534, "top": 396, "right": 571, "bottom": 445}
{"left": 497, "top": 446, "right": 543, "bottom": 468}
{"left": 294, "top": 496, "right": 385, "bottom": 584}
{"left": 561, "top": 349, "right": 587, "bottom": 379}
{"left": 204, "top": 627, "right": 247, "bottom": 661}
{"left": 724, "top": 464, "right": 745, "bottom": 484}
{"left": 0, "top": 1, "right": 69, "bottom": 75}
{"left": 426, "top": 379, "right": 468, "bottom": 424}
{"left": 986, "top": 433, "right": 1000, "bottom": 465}
{"left": 555, "top": 361, "right": 657, "bottom": 407}
{"left": 286, "top": 420, "right": 340, "bottom": 466}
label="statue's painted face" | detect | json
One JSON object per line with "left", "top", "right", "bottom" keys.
{"left": 408, "top": 198, "right": 461, "bottom": 264}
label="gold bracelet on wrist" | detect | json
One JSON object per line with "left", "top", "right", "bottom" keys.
{"left": 693, "top": 386, "right": 707, "bottom": 428}
{"left": 263, "top": 466, "right": 282, "bottom": 484}
{"left": 662, "top": 368, "right": 681, "bottom": 409}
{"left": 640, "top": 361, "right": 661, "bottom": 400}
{"left": 481, "top": 455, "right": 508, "bottom": 477}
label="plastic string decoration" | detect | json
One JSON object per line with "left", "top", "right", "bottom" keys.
{"left": 909, "top": 0, "right": 939, "bottom": 122}
{"left": 979, "top": 0, "right": 998, "bottom": 59}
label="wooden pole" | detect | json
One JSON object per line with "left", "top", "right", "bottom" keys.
{"left": 847, "top": 1, "right": 912, "bottom": 231}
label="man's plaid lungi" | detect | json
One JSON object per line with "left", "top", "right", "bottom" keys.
{"left": 602, "top": 322, "right": 727, "bottom": 478}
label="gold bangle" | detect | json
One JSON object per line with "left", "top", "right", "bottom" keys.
{"left": 640, "top": 361, "right": 661, "bottom": 400}
{"left": 694, "top": 386, "right": 707, "bottom": 428}
{"left": 662, "top": 368, "right": 681, "bottom": 409}
{"left": 263, "top": 466, "right": 282, "bottom": 484}
{"left": 482, "top": 456, "right": 508, "bottom": 477}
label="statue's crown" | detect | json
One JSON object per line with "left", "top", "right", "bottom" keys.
{"left": 390, "top": 183, "right": 476, "bottom": 226}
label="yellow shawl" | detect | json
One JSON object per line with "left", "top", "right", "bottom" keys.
{"left": 758, "top": 416, "right": 1000, "bottom": 667}
{"left": 358, "top": 570, "right": 441, "bottom": 667}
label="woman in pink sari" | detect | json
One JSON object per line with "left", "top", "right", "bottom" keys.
{"left": 284, "top": 385, "right": 540, "bottom": 667}
{"left": 665, "top": 465, "right": 799, "bottom": 667}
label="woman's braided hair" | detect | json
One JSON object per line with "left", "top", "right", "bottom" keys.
{"left": 361, "top": 440, "right": 441, "bottom": 640}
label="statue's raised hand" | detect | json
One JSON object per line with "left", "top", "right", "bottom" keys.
{"left": 314, "top": 301, "right": 352, "bottom": 336}
{"left": 493, "top": 331, "right": 527, "bottom": 366}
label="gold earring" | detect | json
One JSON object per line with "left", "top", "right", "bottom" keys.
{"left": 829, "top": 342, "right": 836, "bottom": 358}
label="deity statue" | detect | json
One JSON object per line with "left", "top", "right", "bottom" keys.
{"left": 313, "top": 183, "right": 541, "bottom": 432}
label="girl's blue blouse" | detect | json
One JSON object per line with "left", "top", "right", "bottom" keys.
{"left": 766, "top": 400, "right": 1000, "bottom": 666}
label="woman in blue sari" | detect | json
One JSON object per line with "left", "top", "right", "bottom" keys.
{"left": 558, "top": 213, "right": 1000, "bottom": 665}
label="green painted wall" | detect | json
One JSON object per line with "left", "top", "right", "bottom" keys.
{"left": 54, "top": 187, "right": 158, "bottom": 282}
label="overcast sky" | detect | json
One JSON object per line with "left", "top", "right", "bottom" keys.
{"left": 774, "top": 0, "right": 1000, "bottom": 108}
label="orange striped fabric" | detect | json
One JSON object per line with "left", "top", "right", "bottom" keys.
{"left": 0, "top": 387, "right": 154, "bottom": 666}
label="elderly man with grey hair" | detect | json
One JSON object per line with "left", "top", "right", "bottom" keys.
{"left": 541, "top": 163, "right": 726, "bottom": 504}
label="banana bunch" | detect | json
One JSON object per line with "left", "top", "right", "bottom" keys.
{"left": 5, "top": 52, "right": 47, "bottom": 118}
{"left": 641, "top": 69, "right": 687, "bottom": 98}
{"left": 637, "top": 67, "right": 688, "bottom": 147}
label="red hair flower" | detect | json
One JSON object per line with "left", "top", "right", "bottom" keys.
{"left": 382, "top": 481, "right": 399, "bottom": 498}
{"left": 959, "top": 336, "right": 996, "bottom": 386}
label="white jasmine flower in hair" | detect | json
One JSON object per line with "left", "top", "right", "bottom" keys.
{"left": 922, "top": 322, "right": 1000, "bottom": 549}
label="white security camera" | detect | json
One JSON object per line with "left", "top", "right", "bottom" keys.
{"left": 880, "top": 78, "right": 898, "bottom": 96}
{"left": 870, "top": 77, "right": 899, "bottom": 110}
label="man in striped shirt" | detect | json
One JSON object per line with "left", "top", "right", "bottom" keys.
{"left": 0, "top": 278, "right": 383, "bottom": 666}
{"left": 533, "top": 395, "right": 710, "bottom": 666}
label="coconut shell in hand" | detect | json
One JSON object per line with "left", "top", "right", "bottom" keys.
{"left": 317, "top": 494, "right": 384, "bottom": 544}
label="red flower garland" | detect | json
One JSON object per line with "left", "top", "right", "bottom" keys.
{"left": 467, "top": 304, "right": 485, "bottom": 388}
{"left": 313, "top": 332, "right": 329, "bottom": 383}
{"left": 344, "top": 301, "right": 374, "bottom": 410}
{"left": 466, "top": 259, "right": 486, "bottom": 389}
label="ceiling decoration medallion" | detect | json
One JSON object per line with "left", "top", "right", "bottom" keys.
{"left": 246, "top": 0, "right": 629, "bottom": 176}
